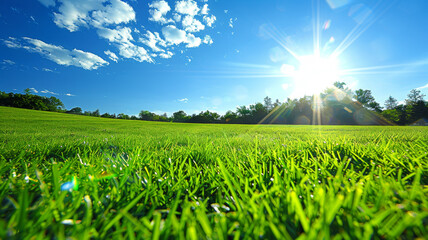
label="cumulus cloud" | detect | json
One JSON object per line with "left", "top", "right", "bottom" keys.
{"left": 162, "top": 25, "right": 188, "bottom": 45}
{"left": 175, "top": 0, "right": 199, "bottom": 16}
{"left": 185, "top": 33, "right": 201, "bottom": 48}
{"left": 173, "top": 13, "right": 181, "bottom": 22}
{"left": 53, "top": 0, "right": 135, "bottom": 32}
{"left": 2, "top": 37, "right": 108, "bottom": 70}
{"left": 104, "top": 50, "right": 119, "bottom": 62}
{"left": 35, "top": 0, "right": 220, "bottom": 64}
{"left": 178, "top": 98, "right": 188, "bottom": 103}
{"left": 203, "top": 35, "right": 213, "bottom": 45}
{"left": 201, "top": 4, "right": 209, "bottom": 15}
{"left": 42, "top": 68, "right": 53, "bottom": 72}
{"left": 148, "top": 0, "right": 173, "bottom": 24}
{"left": 159, "top": 51, "right": 173, "bottom": 59}
{"left": 203, "top": 15, "right": 216, "bottom": 27}
{"left": 66, "top": 93, "right": 75, "bottom": 96}
{"left": 162, "top": 25, "right": 201, "bottom": 48}
{"left": 98, "top": 27, "right": 153, "bottom": 62}
{"left": 182, "top": 15, "right": 205, "bottom": 32}
{"left": 139, "top": 31, "right": 167, "bottom": 52}
{"left": 97, "top": 27, "right": 133, "bottom": 43}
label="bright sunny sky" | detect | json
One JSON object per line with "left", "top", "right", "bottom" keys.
{"left": 1, "top": 0, "right": 428, "bottom": 116}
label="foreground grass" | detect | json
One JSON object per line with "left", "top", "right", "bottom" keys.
{"left": 0, "top": 106, "right": 427, "bottom": 239}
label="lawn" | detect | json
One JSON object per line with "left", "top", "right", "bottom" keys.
{"left": 0, "top": 106, "right": 427, "bottom": 239}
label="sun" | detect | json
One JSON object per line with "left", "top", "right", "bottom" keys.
{"left": 281, "top": 55, "right": 340, "bottom": 97}
{"left": 295, "top": 55, "right": 339, "bottom": 95}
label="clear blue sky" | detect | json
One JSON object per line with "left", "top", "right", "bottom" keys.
{"left": 1, "top": 0, "right": 428, "bottom": 116}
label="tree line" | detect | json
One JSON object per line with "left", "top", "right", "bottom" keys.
{"left": 1, "top": 84, "right": 427, "bottom": 125}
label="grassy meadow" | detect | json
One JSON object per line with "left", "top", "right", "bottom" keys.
{"left": 0, "top": 106, "right": 427, "bottom": 239}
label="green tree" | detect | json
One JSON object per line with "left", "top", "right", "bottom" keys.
{"left": 263, "top": 96, "right": 273, "bottom": 112}
{"left": 355, "top": 89, "right": 381, "bottom": 111}
{"left": 67, "top": 107, "right": 83, "bottom": 114}
{"left": 406, "top": 89, "right": 425, "bottom": 105}
{"left": 334, "top": 81, "right": 346, "bottom": 89}
{"left": 172, "top": 110, "right": 188, "bottom": 122}
{"left": 139, "top": 110, "right": 154, "bottom": 121}
{"left": 384, "top": 96, "right": 398, "bottom": 110}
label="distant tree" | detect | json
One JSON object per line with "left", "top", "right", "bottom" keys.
{"left": 222, "top": 110, "right": 238, "bottom": 123}
{"left": 139, "top": 110, "right": 154, "bottom": 121}
{"left": 92, "top": 109, "right": 100, "bottom": 117}
{"left": 117, "top": 113, "right": 130, "bottom": 119}
{"left": 172, "top": 110, "right": 188, "bottom": 122}
{"left": 67, "top": 107, "right": 83, "bottom": 114}
{"left": 0, "top": 89, "right": 64, "bottom": 112}
{"left": 101, "top": 112, "right": 115, "bottom": 118}
{"left": 355, "top": 89, "right": 381, "bottom": 111}
{"left": 406, "top": 89, "right": 425, "bottom": 105}
{"left": 334, "top": 81, "right": 346, "bottom": 89}
{"left": 273, "top": 99, "right": 282, "bottom": 108}
{"left": 355, "top": 89, "right": 374, "bottom": 106}
{"left": 263, "top": 96, "right": 273, "bottom": 112}
{"left": 368, "top": 101, "right": 382, "bottom": 113}
{"left": 384, "top": 96, "right": 398, "bottom": 110}
{"left": 236, "top": 106, "right": 250, "bottom": 117}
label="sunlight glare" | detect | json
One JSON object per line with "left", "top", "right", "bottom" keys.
{"left": 292, "top": 55, "right": 339, "bottom": 97}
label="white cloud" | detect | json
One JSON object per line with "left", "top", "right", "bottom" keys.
{"left": 173, "top": 13, "right": 182, "bottom": 22}
{"left": 139, "top": 31, "right": 167, "bottom": 52}
{"left": 66, "top": 93, "right": 75, "bottom": 96}
{"left": 229, "top": 17, "right": 237, "bottom": 28}
{"left": 42, "top": 68, "right": 53, "bottom": 72}
{"left": 38, "top": 0, "right": 55, "bottom": 7}
{"left": 53, "top": 0, "right": 135, "bottom": 32}
{"left": 97, "top": 26, "right": 133, "bottom": 43}
{"left": 201, "top": 4, "right": 209, "bottom": 15}
{"left": 149, "top": 0, "right": 173, "bottom": 24}
{"left": 175, "top": 0, "right": 199, "bottom": 16}
{"left": 104, "top": 50, "right": 119, "bottom": 62}
{"left": 36, "top": 0, "right": 219, "bottom": 64}
{"left": 417, "top": 83, "right": 428, "bottom": 90}
{"left": 116, "top": 42, "right": 152, "bottom": 63}
{"left": 159, "top": 51, "right": 173, "bottom": 59}
{"left": 178, "top": 98, "right": 188, "bottom": 103}
{"left": 182, "top": 15, "right": 205, "bottom": 32}
{"left": 203, "top": 15, "right": 216, "bottom": 27}
{"left": 185, "top": 33, "right": 201, "bottom": 48}
{"left": 30, "top": 88, "right": 38, "bottom": 93}
{"left": 162, "top": 25, "right": 201, "bottom": 48}
{"left": 2, "top": 59, "right": 15, "bottom": 65}
{"left": 2, "top": 37, "right": 109, "bottom": 70}
{"left": 41, "top": 89, "right": 59, "bottom": 95}
{"left": 203, "top": 35, "right": 213, "bottom": 45}
{"left": 162, "top": 25, "right": 187, "bottom": 45}
{"left": 98, "top": 27, "right": 153, "bottom": 62}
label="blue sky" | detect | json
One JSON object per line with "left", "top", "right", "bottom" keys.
{"left": 1, "top": 0, "right": 428, "bottom": 116}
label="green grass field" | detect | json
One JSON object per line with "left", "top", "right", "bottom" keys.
{"left": 0, "top": 106, "right": 427, "bottom": 239}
